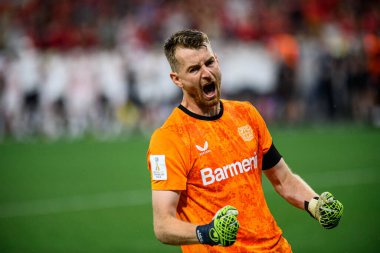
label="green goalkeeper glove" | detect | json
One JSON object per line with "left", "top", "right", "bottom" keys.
{"left": 305, "top": 192, "right": 344, "bottom": 229}
{"left": 196, "top": 205, "right": 239, "bottom": 246}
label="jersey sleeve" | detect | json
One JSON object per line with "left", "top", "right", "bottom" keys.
{"left": 147, "top": 128, "right": 189, "bottom": 191}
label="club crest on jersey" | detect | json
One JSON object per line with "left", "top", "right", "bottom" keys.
{"left": 238, "top": 125, "right": 254, "bottom": 142}
{"left": 196, "top": 141, "right": 211, "bottom": 155}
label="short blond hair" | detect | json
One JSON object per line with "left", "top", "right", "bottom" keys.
{"left": 164, "top": 29, "right": 210, "bottom": 71}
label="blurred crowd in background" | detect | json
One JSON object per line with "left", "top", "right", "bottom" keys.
{"left": 0, "top": 0, "right": 379, "bottom": 140}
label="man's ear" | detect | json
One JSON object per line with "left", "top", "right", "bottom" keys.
{"left": 170, "top": 72, "right": 183, "bottom": 88}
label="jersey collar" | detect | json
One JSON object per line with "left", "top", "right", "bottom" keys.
{"left": 178, "top": 101, "right": 223, "bottom": 121}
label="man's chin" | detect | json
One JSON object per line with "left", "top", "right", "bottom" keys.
{"left": 203, "top": 97, "right": 220, "bottom": 108}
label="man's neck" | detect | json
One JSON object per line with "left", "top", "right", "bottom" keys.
{"left": 180, "top": 101, "right": 220, "bottom": 117}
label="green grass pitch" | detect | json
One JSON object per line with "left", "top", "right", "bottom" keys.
{"left": 0, "top": 125, "right": 379, "bottom": 252}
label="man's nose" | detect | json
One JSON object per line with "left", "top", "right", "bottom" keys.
{"left": 200, "top": 66, "right": 212, "bottom": 80}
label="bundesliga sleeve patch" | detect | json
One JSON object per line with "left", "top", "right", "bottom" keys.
{"left": 150, "top": 155, "right": 168, "bottom": 180}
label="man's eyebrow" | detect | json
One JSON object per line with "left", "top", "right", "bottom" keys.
{"left": 186, "top": 63, "right": 200, "bottom": 71}
{"left": 205, "top": 56, "right": 215, "bottom": 63}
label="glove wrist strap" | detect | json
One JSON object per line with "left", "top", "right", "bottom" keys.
{"left": 196, "top": 221, "right": 218, "bottom": 246}
{"left": 304, "top": 197, "right": 319, "bottom": 219}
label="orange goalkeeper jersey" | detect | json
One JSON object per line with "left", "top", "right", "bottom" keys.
{"left": 147, "top": 100, "right": 292, "bottom": 253}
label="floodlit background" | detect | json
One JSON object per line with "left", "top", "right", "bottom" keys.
{"left": 0, "top": 0, "right": 379, "bottom": 252}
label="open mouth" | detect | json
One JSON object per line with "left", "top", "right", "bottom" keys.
{"left": 202, "top": 82, "right": 216, "bottom": 97}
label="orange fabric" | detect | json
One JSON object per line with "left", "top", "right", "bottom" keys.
{"left": 147, "top": 100, "right": 292, "bottom": 253}
{"left": 269, "top": 33, "right": 299, "bottom": 68}
{"left": 364, "top": 33, "right": 380, "bottom": 76}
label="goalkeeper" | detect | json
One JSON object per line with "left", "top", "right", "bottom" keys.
{"left": 148, "top": 29, "right": 343, "bottom": 252}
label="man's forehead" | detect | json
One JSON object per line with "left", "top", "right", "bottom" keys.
{"left": 175, "top": 45, "right": 214, "bottom": 65}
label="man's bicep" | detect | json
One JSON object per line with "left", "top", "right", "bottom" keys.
{"left": 152, "top": 190, "right": 181, "bottom": 218}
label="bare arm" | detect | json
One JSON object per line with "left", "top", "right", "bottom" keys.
{"left": 263, "top": 158, "right": 318, "bottom": 209}
{"left": 152, "top": 190, "right": 199, "bottom": 245}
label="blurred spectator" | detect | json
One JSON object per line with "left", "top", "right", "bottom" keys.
{"left": 65, "top": 49, "right": 97, "bottom": 138}
{"left": 363, "top": 32, "right": 380, "bottom": 126}
{"left": 268, "top": 32, "right": 301, "bottom": 122}
{"left": 94, "top": 48, "right": 128, "bottom": 136}
{"left": 40, "top": 51, "right": 69, "bottom": 138}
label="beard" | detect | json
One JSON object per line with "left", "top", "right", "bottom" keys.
{"left": 184, "top": 80, "right": 221, "bottom": 112}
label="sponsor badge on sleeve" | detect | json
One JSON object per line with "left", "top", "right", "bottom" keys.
{"left": 150, "top": 155, "right": 167, "bottom": 180}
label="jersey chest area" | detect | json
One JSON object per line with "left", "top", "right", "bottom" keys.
{"left": 186, "top": 117, "right": 261, "bottom": 188}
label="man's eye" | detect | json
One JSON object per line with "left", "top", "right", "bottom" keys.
{"left": 189, "top": 67, "right": 199, "bottom": 73}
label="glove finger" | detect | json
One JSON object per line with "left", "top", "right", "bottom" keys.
{"left": 322, "top": 221, "right": 339, "bottom": 229}
{"left": 226, "top": 209, "right": 238, "bottom": 216}
{"left": 320, "top": 213, "right": 341, "bottom": 228}
{"left": 215, "top": 205, "right": 238, "bottom": 219}
{"left": 320, "top": 200, "right": 344, "bottom": 217}
{"left": 319, "top": 199, "right": 343, "bottom": 229}
{"left": 320, "top": 192, "right": 335, "bottom": 204}
{"left": 225, "top": 215, "right": 239, "bottom": 234}
{"left": 216, "top": 215, "right": 239, "bottom": 241}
